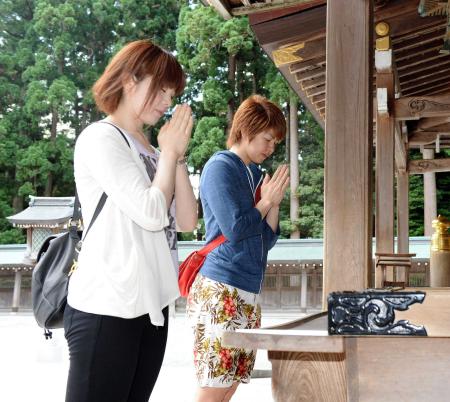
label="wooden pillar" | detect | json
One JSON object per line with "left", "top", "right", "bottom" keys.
{"left": 323, "top": 0, "right": 373, "bottom": 304}
{"left": 397, "top": 172, "right": 410, "bottom": 251}
{"left": 300, "top": 269, "right": 307, "bottom": 312}
{"left": 12, "top": 270, "right": 22, "bottom": 312}
{"left": 423, "top": 148, "right": 437, "bottom": 236}
{"left": 396, "top": 123, "right": 409, "bottom": 254}
{"left": 289, "top": 94, "right": 300, "bottom": 238}
{"left": 374, "top": 41, "right": 395, "bottom": 287}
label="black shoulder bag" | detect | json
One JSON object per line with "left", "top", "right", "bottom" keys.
{"left": 31, "top": 122, "right": 130, "bottom": 339}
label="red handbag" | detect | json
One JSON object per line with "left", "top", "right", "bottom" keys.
{"left": 178, "top": 181, "right": 262, "bottom": 298}
{"left": 178, "top": 234, "right": 226, "bottom": 297}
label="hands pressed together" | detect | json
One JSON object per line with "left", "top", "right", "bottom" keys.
{"left": 261, "top": 164, "right": 290, "bottom": 208}
{"left": 157, "top": 103, "right": 194, "bottom": 159}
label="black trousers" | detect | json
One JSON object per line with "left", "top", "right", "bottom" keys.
{"left": 64, "top": 304, "right": 169, "bottom": 402}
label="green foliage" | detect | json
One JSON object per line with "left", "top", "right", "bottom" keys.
{"left": 188, "top": 117, "right": 226, "bottom": 173}
{"left": 0, "top": 1, "right": 443, "bottom": 245}
{"left": 0, "top": 0, "right": 181, "bottom": 244}
{"left": 202, "top": 79, "right": 232, "bottom": 115}
{"left": 297, "top": 109, "right": 324, "bottom": 238}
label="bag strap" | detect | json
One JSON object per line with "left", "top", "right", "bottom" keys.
{"left": 73, "top": 121, "right": 131, "bottom": 240}
{"left": 98, "top": 120, "right": 131, "bottom": 147}
{"left": 197, "top": 234, "right": 226, "bottom": 257}
{"left": 80, "top": 192, "right": 108, "bottom": 240}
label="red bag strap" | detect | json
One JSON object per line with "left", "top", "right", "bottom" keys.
{"left": 197, "top": 234, "right": 226, "bottom": 257}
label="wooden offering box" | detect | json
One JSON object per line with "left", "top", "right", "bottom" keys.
{"left": 223, "top": 288, "right": 450, "bottom": 402}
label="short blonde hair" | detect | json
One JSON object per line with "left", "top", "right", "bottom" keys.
{"left": 227, "top": 95, "right": 286, "bottom": 148}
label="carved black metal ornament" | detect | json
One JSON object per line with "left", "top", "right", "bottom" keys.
{"left": 328, "top": 290, "right": 427, "bottom": 336}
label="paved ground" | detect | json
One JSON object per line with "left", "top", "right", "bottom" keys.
{"left": 0, "top": 310, "right": 304, "bottom": 402}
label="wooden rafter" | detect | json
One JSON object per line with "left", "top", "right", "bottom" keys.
{"left": 401, "top": 69, "right": 450, "bottom": 90}
{"left": 403, "top": 81, "right": 450, "bottom": 96}
{"left": 289, "top": 55, "right": 326, "bottom": 74}
{"left": 398, "top": 57, "right": 450, "bottom": 78}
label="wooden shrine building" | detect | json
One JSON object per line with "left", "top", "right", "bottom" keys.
{"left": 205, "top": 1, "right": 450, "bottom": 401}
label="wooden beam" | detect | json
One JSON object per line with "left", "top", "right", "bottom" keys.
{"left": 311, "top": 93, "right": 325, "bottom": 103}
{"left": 393, "top": 27, "right": 446, "bottom": 53}
{"left": 377, "top": 7, "right": 445, "bottom": 39}
{"left": 290, "top": 55, "right": 326, "bottom": 74}
{"left": 394, "top": 95, "right": 450, "bottom": 120}
{"left": 401, "top": 69, "right": 450, "bottom": 92}
{"left": 252, "top": 4, "right": 326, "bottom": 47}
{"left": 396, "top": 52, "right": 449, "bottom": 71}
{"left": 403, "top": 80, "right": 450, "bottom": 97}
{"left": 324, "top": 0, "right": 373, "bottom": 298}
{"left": 409, "top": 158, "right": 450, "bottom": 174}
{"left": 409, "top": 131, "right": 443, "bottom": 146}
{"left": 401, "top": 67, "right": 450, "bottom": 87}
{"left": 249, "top": 1, "right": 326, "bottom": 25}
{"left": 417, "top": 116, "right": 450, "bottom": 130}
{"left": 428, "top": 88, "right": 450, "bottom": 97}
{"left": 398, "top": 57, "right": 450, "bottom": 79}
{"left": 316, "top": 100, "right": 325, "bottom": 109}
{"left": 306, "top": 84, "right": 325, "bottom": 97}
{"left": 273, "top": 36, "right": 325, "bottom": 68}
{"left": 301, "top": 76, "right": 325, "bottom": 90}
{"left": 395, "top": 41, "right": 443, "bottom": 63}
{"left": 295, "top": 65, "right": 326, "bottom": 82}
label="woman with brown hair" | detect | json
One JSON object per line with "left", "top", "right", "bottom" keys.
{"left": 64, "top": 39, "right": 197, "bottom": 402}
{"left": 187, "top": 95, "right": 289, "bottom": 402}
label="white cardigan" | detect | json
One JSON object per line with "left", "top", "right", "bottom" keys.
{"left": 67, "top": 122, "right": 179, "bottom": 326}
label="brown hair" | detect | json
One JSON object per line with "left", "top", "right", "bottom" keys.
{"left": 227, "top": 95, "right": 286, "bottom": 148}
{"left": 93, "top": 39, "right": 186, "bottom": 115}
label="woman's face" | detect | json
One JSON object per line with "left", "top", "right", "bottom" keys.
{"left": 127, "top": 75, "right": 175, "bottom": 126}
{"left": 242, "top": 129, "right": 278, "bottom": 164}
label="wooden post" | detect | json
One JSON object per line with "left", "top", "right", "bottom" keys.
{"left": 395, "top": 122, "right": 410, "bottom": 282}
{"left": 374, "top": 42, "right": 395, "bottom": 287}
{"left": 323, "top": 0, "right": 373, "bottom": 305}
{"left": 12, "top": 270, "right": 22, "bottom": 312}
{"left": 423, "top": 148, "right": 437, "bottom": 236}
{"left": 289, "top": 93, "right": 300, "bottom": 239}
{"left": 300, "top": 269, "right": 307, "bottom": 312}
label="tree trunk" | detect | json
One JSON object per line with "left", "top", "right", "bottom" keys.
{"left": 45, "top": 107, "right": 57, "bottom": 196}
{"left": 289, "top": 93, "right": 300, "bottom": 238}
{"left": 12, "top": 195, "right": 23, "bottom": 212}
{"left": 50, "top": 106, "right": 58, "bottom": 140}
{"left": 237, "top": 58, "right": 244, "bottom": 105}
{"left": 226, "top": 53, "right": 236, "bottom": 135}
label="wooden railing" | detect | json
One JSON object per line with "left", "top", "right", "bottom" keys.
{"left": 0, "top": 259, "right": 432, "bottom": 311}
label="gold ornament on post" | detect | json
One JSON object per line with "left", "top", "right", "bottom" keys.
{"left": 430, "top": 215, "right": 450, "bottom": 287}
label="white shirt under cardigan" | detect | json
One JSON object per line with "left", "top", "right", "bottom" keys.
{"left": 67, "top": 121, "right": 180, "bottom": 326}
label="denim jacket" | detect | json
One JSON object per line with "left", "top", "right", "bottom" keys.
{"left": 199, "top": 151, "right": 279, "bottom": 294}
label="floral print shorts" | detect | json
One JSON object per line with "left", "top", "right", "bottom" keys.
{"left": 187, "top": 274, "right": 261, "bottom": 388}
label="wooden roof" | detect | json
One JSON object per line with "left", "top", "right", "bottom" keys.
{"left": 208, "top": 0, "right": 450, "bottom": 151}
